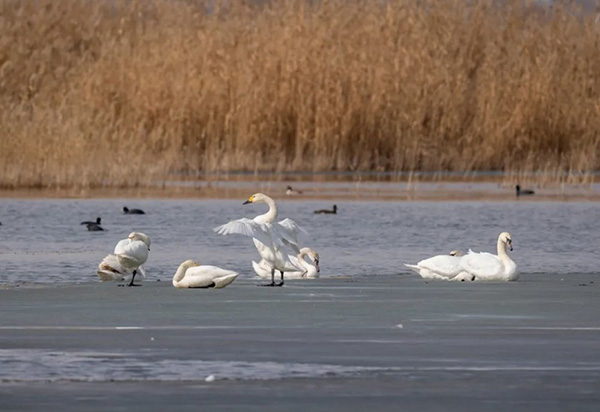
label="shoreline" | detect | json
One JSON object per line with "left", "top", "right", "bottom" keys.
{"left": 0, "top": 179, "right": 598, "bottom": 201}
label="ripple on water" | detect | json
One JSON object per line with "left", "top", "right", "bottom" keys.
{"left": 0, "top": 349, "right": 381, "bottom": 383}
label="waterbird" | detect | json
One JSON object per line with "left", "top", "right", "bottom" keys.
{"left": 314, "top": 205, "right": 337, "bottom": 214}
{"left": 405, "top": 250, "right": 474, "bottom": 281}
{"left": 458, "top": 232, "right": 518, "bottom": 281}
{"left": 285, "top": 186, "right": 303, "bottom": 196}
{"left": 97, "top": 232, "right": 151, "bottom": 286}
{"left": 213, "top": 193, "right": 305, "bottom": 287}
{"left": 516, "top": 185, "right": 535, "bottom": 197}
{"left": 253, "top": 247, "right": 320, "bottom": 279}
{"left": 86, "top": 223, "right": 104, "bottom": 232}
{"left": 123, "top": 206, "right": 145, "bottom": 215}
{"left": 81, "top": 217, "right": 101, "bottom": 225}
{"left": 172, "top": 260, "right": 238, "bottom": 289}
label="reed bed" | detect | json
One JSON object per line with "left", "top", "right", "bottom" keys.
{"left": 1, "top": 0, "right": 600, "bottom": 190}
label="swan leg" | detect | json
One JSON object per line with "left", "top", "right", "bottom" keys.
{"left": 259, "top": 268, "right": 277, "bottom": 287}
{"left": 119, "top": 270, "right": 142, "bottom": 287}
{"left": 277, "top": 271, "right": 285, "bottom": 287}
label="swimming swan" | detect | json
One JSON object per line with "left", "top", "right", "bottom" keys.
{"left": 458, "top": 232, "right": 518, "bottom": 281}
{"left": 213, "top": 193, "right": 304, "bottom": 287}
{"left": 173, "top": 260, "right": 238, "bottom": 288}
{"left": 97, "top": 232, "right": 151, "bottom": 286}
{"left": 405, "top": 250, "right": 474, "bottom": 281}
{"left": 253, "top": 247, "right": 320, "bottom": 279}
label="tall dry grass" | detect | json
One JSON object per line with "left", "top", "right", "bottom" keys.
{"left": 1, "top": 0, "right": 600, "bottom": 189}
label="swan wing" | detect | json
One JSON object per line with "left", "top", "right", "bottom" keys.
{"left": 459, "top": 252, "right": 504, "bottom": 278}
{"left": 270, "top": 219, "right": 305, "bottom": 252}
{"left": 252, "top": 260, "right": 273, "bottom": 278}
{"left": 97, "top": 254, "right": 126, "bottom": 281}
{"left": 116, "top": 240, "right": 149, "bottom": 266}
{"left": 183, "top": 265, "right": 238, "bottom": 288}
{"left": 213, "top": 218, "right": 273, "bottom": 246}
{"left": 417, "top": 255, "right": 462, "bottom": 277}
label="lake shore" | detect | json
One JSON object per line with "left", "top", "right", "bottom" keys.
{"left": 0, "top": 178, "right": 598, "bottom": 201}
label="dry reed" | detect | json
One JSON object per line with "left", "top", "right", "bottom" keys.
{"left": 1, "top": 0, "right": 600, "bottom": 189}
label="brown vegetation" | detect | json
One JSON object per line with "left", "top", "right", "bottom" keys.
{"left": 1, "top": 0, "right": 599, "bottom": 190}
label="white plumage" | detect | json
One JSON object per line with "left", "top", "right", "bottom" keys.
{"left": 253, "top": 247, "right": 320, "bottom": 279}
{"left": 213, "top": 193, "right": 304, "bottom": 286}
{"left": 405, "top": 250, "right": 474, "bottom": 281}
{"left": 97, "top": 232, "right": 151, "bottom": 286}
{"left": 173, "top": 260, "right": 238, "bottom": 289}
{"left": 458, "top": 232, "right": 518, "bottom": 281}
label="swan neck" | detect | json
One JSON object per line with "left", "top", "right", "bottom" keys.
{"left": 172, "top": 265, "right": 188, "bottom": 285}
{"left": 497, "top": 238, "right": 509, "bottom": 260}
{"left": 257, "top": 196, "right": 278, "bottom": 223}
{"left": 296, "top": 252, "right": 310, "bottom": 270}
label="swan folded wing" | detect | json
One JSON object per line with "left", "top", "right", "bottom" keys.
{"left": 418, "top": 255, "right": 461, "bottom": 277}
{"left": 116, "top": 241, "right": 149, "bottom": 266}
{"left": 185, "top": 266, "right": 238, "bottom": 287}
{"left": 213, "top": 218, "right": 273, "bottom": 246}
{"left": 459, "top": 252, "right": 503, "bottom": 277}
{"left": 287, "top": 254, "right": 307, "bottom": 272}
{"left": 252, "top": 260, "right": 273, "bottom": 277}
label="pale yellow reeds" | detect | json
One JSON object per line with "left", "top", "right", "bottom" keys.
{"left": 1, "top": 0, "right": 599, "bottom": 189}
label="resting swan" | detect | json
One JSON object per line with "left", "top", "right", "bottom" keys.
{"left": 97, "top": 232, "right": 151, "bottom": 286}
{"left": 173, "top": 260, "right": 238, "bottom": 288}
{"left": 253, "top": 247, "right": 320, "bottom": 279}
{"left": 405, "top": 250, "right": 474, "bottom": 281}
{"left": 213, "top": 193, "right": 304, "bottom": 287}
{"left": 458, "top": 232, "right": 518, "bottom": 281}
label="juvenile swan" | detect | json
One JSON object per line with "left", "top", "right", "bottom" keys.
{"left": 214, "top": 193, "right": 304, "bottom": 287}
{"left": 459, "top": 232, "right": 518, "bottom": 281}
{"left": 253, "top": 247, "right": 320, "bottom": 279}
{"left": 97, "top": 232, "right": 151, "bottom": 286}
{"left": 405, "top": 250, "right": 474, "bottom": 281}
{"left": 173, "top": 260, "right": 238, "bottom": 288}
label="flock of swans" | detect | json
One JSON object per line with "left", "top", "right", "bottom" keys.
{"left": 94, "top": 193, "right": 518, "bottom": 288}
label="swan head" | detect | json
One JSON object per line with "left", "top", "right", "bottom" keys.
{"left": 303, "top": 248, "right": 320, "bottom": 272}
{"left": 449, "top": 250, "right": 462, "bottom": 257}
{"left": 180, "top": 259, "right": 200, "bottom": 269}
{"left": 243, "top": 193, "right": 269, "bottom": 205}
{"left": 499, "top": 232, "right": 513, "bottom": 251}
{"left": 129, "top": 232, "right": 151, "bottom": 250}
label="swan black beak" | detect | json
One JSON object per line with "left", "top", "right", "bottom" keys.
{"left": 315, "top": 260, "right": 320, "bottom": 273}
{"left": 507, "top": 240, "right": 513, "bottom": 251}
{"left": 242, "top": 200, "right": 251, "bottom": 205}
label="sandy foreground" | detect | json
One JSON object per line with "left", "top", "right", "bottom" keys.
{"left": 0, "top": 274, "right": 599, "bottom": 411}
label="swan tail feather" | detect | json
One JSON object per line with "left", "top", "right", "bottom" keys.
{"left": 404, "top": 264, "right": 422, "bottom": 275}
{"left": 212, "top": 274, "right": 238, "bottom": 288}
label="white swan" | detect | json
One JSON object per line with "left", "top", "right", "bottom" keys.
{"left": 405, "top": 250, "right": 474, "bottom": 281}
{"left": 213, "top": 193, "right": 304, "bottom": 287}
{"left": 97, "top": 232, "right": 151, "bottom": 286}
{"left": 253, "top": 247, "right": 320, "bottom": 279}
{"left": 458, "top": 232, "right": 518, "bottom": 281}
{"left": 173, "top": 260, "right": 238, "bottom": 289}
